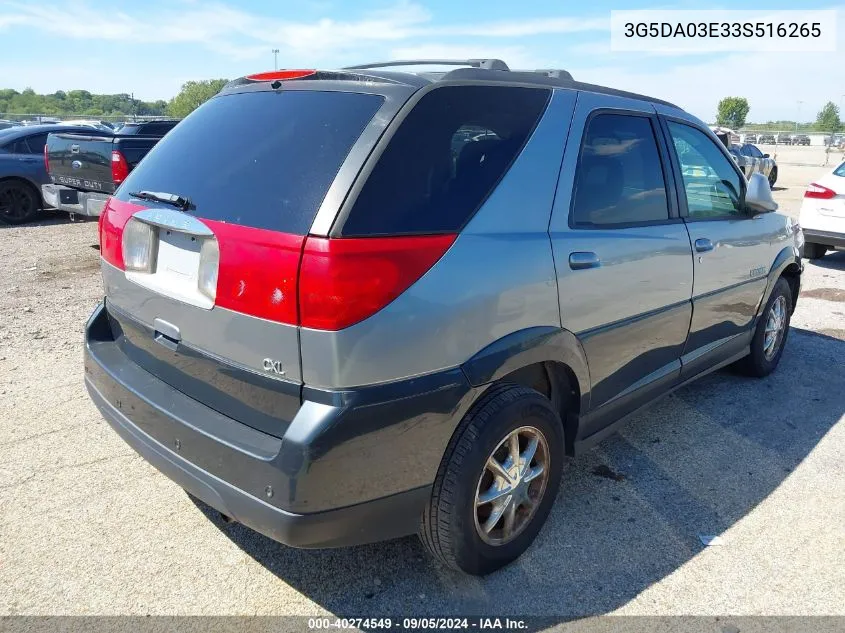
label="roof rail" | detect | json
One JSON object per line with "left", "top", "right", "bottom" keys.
{"left": 343, "top": 59, "right": 510, "bottom": 71}
{"left": 531, "top": 69, "right": 574, "bottom": 81}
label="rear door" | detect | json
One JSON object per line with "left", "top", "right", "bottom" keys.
{"left": 100, "top": 88, "right": 388, "bottom": 436}
{"left": 659, "top": 113, "right": 773, "bottom": 375}
{"left": 549, "top": 93, "right": 694, "bottom": 427}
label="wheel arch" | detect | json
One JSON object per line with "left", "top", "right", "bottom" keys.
{"left": 760, "top": 246, "right": 801, "bottom": 317}
{"left": 460, "top": 326, "right": 591, "bottom": 455}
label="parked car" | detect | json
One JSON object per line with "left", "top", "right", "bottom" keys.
{"left": 0, "top": 123, "right": 118, "bottom": 224}
{"left": 744, "top": 133, "right": 758, "bottom": 143}
{"left": 0, "top": 119, "right": 22, "bottom": 131}
{"left": 83, "top": 61, "right": 803, "bottom": 576}
{"left": 793, "top": 134, "right": 811, "bottom": 146}
{"left": 758, "top": 133, "right": 776, "bottom": 144}
{"left": 729, "top": 143, "right": 778, "bottom": 187}
{"left": 776, "top": 133, "right": 793, "bottom": 145}
{"left": 799, "top": 160, "right": 845, "bottom": 259}
{"left": 42, "top": 119, "right": 180, "bottom": 217}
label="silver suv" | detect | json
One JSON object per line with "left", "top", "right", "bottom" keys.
{"left": 84, "top": 60, "right": 803, "bottom": 575}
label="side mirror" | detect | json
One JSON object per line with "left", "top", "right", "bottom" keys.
{"left": 762, "top": 153, "right": 770, "bottom": 158}
{"left": 745, "top": 172, "right": 778, "bottom": 214}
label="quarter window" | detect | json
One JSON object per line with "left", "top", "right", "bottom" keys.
{"left": 340, "top": 86, "right": 550, "bottom": 236}
{"left": 667, "top": 122, "right": 744, "bottom": 219}
{"left": 570, "top": 113, "right": 670, "bottom": 226}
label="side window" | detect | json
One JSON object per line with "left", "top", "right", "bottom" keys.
{"left": 570, "top": 113, "right": 670, "bottom": 227}
{"left": 747, "top": 144, "right": 763, "bottom": 158}
{"left": 340, "top": 86, "right": 551, "bottom": 236}
{"left": 23, "top": 133, "right": 48, "bottom": 154}
{"left": 667, "top": 122, "right": 744, "bottom": 219}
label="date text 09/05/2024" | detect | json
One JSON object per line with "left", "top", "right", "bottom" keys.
{"left": 307, "top": 618, "right": 529, "bottom": 630}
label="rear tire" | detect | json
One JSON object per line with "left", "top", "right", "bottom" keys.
{"left": 420, "top": 384, "right": 564, "bottom": 575}
{"left": 0, "top": 179, "right": 42, "bottom": 225}
{"left": 802, "top": 242, "right": 827, "bottom": 260}
{"left": 735, "top": 278, "right": 792, "bottom": 377}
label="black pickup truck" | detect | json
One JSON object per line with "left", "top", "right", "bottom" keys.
{"left": 42, "top": 119, "right": 179, "bottom": 217}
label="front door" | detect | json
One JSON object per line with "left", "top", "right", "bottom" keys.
{"left": 660, "top": 116, "right": 773, "bottom": 375}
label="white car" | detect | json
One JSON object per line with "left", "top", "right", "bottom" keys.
{"left": 799, "top": 161, "right": 845, "bottom": 259}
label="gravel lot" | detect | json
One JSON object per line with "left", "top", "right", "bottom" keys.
{"left": 1, "top": 145, "right": 843, "bottom": 617}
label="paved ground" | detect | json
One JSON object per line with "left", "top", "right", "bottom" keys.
{"left": 0, "top": 145, "right": 843, "bottom": 617}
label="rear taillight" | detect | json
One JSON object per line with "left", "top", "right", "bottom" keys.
{"left": 204, "top": 220, "right": 304, "bottom": 325}
{"left": 805, "top": 183, "right": 836, "bottom": 199}
{"left": 298, "top": 234, "right": 456, "bottom": 331}
{"left": 99, "top": 198, "right": 143, "bottom": 270}
{"left": 111, "top": 150, "right": 130, "bottom": 186}
{"left": 122, "top": 218, "right": 156, "bottom": 272}
{"left": 44, "top": 143, "right": 50, "bottom": 174}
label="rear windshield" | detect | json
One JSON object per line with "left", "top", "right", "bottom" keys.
{"left": 339, "top": 85, "right": 551, "bottom": 236}
{"left": 834, "top": 162, "right": 845, "bottom": 177}
{"left": 116, "top": 90, "right": 384, "bottom": 234}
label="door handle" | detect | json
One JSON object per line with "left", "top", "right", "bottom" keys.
{"left": 569, "top": 252, "right": 601, "bottom": 270}
{"left": 694, "top": 238, "right": 714, "bottom": 253}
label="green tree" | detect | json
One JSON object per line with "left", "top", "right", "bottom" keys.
{"left": 815, "top": 101, "right": 841, "bottom": 134}
{"left": 716, "top": 97, "right": 750, "bottom": 130}
{"left": 168, "top": 79, "right": 228, "bottom": 118}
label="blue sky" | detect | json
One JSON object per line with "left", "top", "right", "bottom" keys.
{"left": 0, "top": 0, "right": 841, "bottom": 122}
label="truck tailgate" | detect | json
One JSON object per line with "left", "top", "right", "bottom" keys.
{"left": 47, "top": 133, "right": 115, "bottom": 194}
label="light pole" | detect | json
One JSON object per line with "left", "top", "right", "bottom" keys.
{"left": 796, "top": 100, "right": 803, "bottom": 133}
{"left": 272, "top": 49, "right": 279, "bottom": 70}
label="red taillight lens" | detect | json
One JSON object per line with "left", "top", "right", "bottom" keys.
{"left": 44, "top": 143, "right": 50, "bottom": 174}
{"left": 299, "top": 234, "right": 456, "bottom": 331}
{"left": 111, "top": 150, "right": 130, "bottom": 186}
{"left": 99, "top": 197, "right": 142, "bottom": 270}
{"left": 805, "top": 183, "right": 836, "bottom": 199}
{"left": 204, "top": 220, "right": 304, "bottom": 325}
{"left": 246, "top": 70, "right": 316, "bottom": 81}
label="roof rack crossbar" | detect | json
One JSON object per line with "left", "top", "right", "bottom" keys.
{"left": 343, "top": 59, "right": 510, "bottom": 71}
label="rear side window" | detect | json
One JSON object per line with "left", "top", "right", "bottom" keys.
{"left": 570, "top": 113, "right": 670, "bottom": 227}
{"left": 23, "top": 133, "right": 48, "bottom": 153}
{"left": 116, "top": 91, "right": 383, "bottom": 234}
{"left": 833, "top": 162, "right": 845, "bottom": 177}
{"left": 340, "top": 86, "right": 550, "bottom": 236}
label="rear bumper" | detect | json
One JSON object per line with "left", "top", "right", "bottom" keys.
{"left": 803, "top": 229, "right": 845, "bottom": 249}
{"left": 84, "top": 302, "right": 473, "bottom": 548}
{"left": 42, "top": 183, "right": 109, "bottom": 217}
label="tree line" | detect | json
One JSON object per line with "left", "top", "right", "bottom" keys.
{"left": 716, "top": 96, "right": 842, "bottom": 134}
{"left": 0, "top": 79, "right": 229, "bottom": 119}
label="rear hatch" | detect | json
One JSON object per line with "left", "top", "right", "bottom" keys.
{"left": 98, "top": 83, "right": 393, "bottom": 436}
{"left": 47, "top": 133, "right": 116, "bottom": 193}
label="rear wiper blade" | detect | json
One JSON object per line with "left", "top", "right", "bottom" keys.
{"left": 128, "top": 190, "right": 193, "bottom": 211}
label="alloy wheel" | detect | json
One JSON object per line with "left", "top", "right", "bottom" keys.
{"left": 764, "top": 295, "right": 787, "bottom": 361}
{"left": 474, "top": 426, "right": 550, "bottom": 546}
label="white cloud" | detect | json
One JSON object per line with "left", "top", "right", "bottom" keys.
{"left": 0, "top": 0, "right": 607, "bottom": 56}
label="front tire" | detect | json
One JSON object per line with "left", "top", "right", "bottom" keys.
{"left": 768, "top": 167, "right": 778, "bottom": 188}
{"left": 735, "top": 278, "right": 792, "bottom": 377}
{"left": 803, "top": 242, "right": 827, "bottom": 260}
{"left": 420, "top": 384, "right": 564, "bottom": 575}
